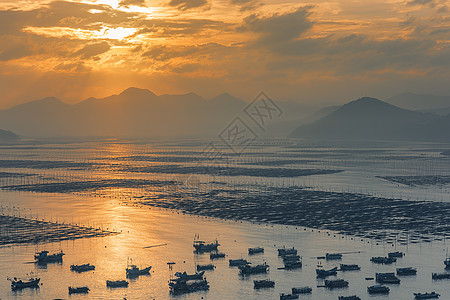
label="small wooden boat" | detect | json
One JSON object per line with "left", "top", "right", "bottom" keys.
{"left": 126, "top": 265, "right": 151, "bottom": 277}
{"left": 376, "top": 273, "right": 400, "bottom": 284}
{"left": 210, "top": 252, "right": 225, "bottom": 259}
{"left": 280, "top": 293, "right": 299, "bottom": 300}
{"left": 197, "top": 264, "right": 215, "bottom": 271}
{"left": 316, "top": 267, "right": 338, "bottom": 277}
{"left": 414, "top": 292, "right": 440, "bottom": 299}
{"left": 340, "top": 264, "right": 360, "bottom": 271}
{"left": 106, "top": 280, "right": 129, "bottom": 288}
{"left": 396, "top": 267, "right": 416, "bottom": 276}
{"left": 324, "top": 279, "right": 349, "bottom": 289}
{"left": 388, "top": 251, "right": 404, "bottom": 258}
{"left": 248, "top": 247, "right": 264, "bottom": 255}
{"left": 34, "top": 250, "right": 64, "bottom": 263}
{"left": 367, "top": 284, "right": 390, "bottom": 294}
{"left": 174, "top": 271, "right": 205, "bottom": 280}
{"left": 292, "top": 286, "right": 312, "bottom": 294}
{"left": 229, "top": 259, "right": 249, "bottom": 266}
{"left": 10, "top": 277, "right": 40, "bottom": 289}
{"left": 326, "top": 253, "right": 342, "bottom": 260}
{"left": 70, "top": 263, "right": 95, "bottom": 272}
{"left": 253, "top": 279, "right": 275, "bottom": 289}
{"left": 68, "top": 286, "right": 89, "bottom": 294}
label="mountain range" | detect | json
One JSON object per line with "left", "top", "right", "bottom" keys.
{"left": 291, "top": 97, "right": 450, "bottom": 141}
{"left": 0, "top": 88, "right": 314, "bottom": 138}
{"left": 2, "top": 88, "right": 450, "bottom": 141}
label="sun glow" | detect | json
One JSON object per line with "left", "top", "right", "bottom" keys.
{"left": 24, "top": 26, "right": 137, "bottom": 41}
{"left": 102, "top": 27, "right": 137, "bottom": 40}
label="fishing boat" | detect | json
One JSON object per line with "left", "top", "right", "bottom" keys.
{"left": 106, "top": 280, "right": 129, "bottom": 288}
{"left": 34, "top": 250, "right": 64, "bottom": 263}
{"left": 169, "top": 279, "right": 209, "bottom": 294}
{"left": 284, "top": 260, "right": 303, "bottom": 269}
{"left": 338, "top": 296, "right": 360, "bottom": 300}
{"left": 388, "top": 251, "right": 404, "bottom": 258}
{"left": 396, "top": 267, "right": 417, "bottom": 276}
{"left": 210, "top": 252, "right": 225, "bottom": 259}
{"left": 193, "top": 239, "right": 219, "bottom": 253}
{"left": 370, "top": 256, "right": 396, "bottom": 264}
{"left": 175, "top": 271, "right": 205, "bottom": 280}
{"left": 239, "top": 263, "right": 269, "bottom": 275}
{"left": 68, "top": 286, "right": 89, "bottom": 294}
{"left": 432, "top": 272, "right": 450, "bottom": 280}
{"left": 126, "top": 265, "right": 151, "bottom": 277}
{"left": 229, "top": 259, "right": 249, "bottom": 266}
{"left": 292, "top": 286, "right": 312, "bottom": 294}
{"left": 367, "top": 285, "right": 390, "bottom": 294}
{"left": 316, "top": 267, "right": 338, "bottom": 277}
{"left": 9, "top": 277, "right": 40, "bottom": 289}
{"left": 280, "top": 293, "right": 299, "bottom": 300}
{"left": 278, "top": 247, "right": 297, "bottom": 257}
{"left": 414, "top": 292, "right": 440, "bottom": 299}
{"left": 324, "top": 279, "right": 349, "bottom": 288}
{"left": 70, "top": 263, "right": 95, "bottom": 272}
{"left": 326, "top": 253, "right": 342, "bottom": 260}
{"left": 340, "top": 264, "right": 360, "bottom": 271}
{"left": 248, "top": 247, "right": 264, "bottom": 255}
{"left": 197, "top": 264, "right": 215, "bottom": 271}
{"left": 376, "top": 273, "right": 400, "bottom": 284}
{"left": 283, "top": 254, "right": 301, "bottom": 263}
{"left": 253, "top": 279, "right": 275, "bottom": 289}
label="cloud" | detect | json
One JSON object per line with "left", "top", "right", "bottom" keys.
{"left": 167, "top": 0, "right": 209, "bottom": 11}
{"left": 239, "top": 7, "right": 313, "bottom": 46}
{"left": 230, "top": 0, "right": 261, "bottom": 11}
{"left": 73, "top": 42, "right": 111, "bottom": 59}
{"left": 120, "top": 0, "right": 147, "bottom": 7}
{"left": 407, "top": 0, "right": 439, "bottom": 6}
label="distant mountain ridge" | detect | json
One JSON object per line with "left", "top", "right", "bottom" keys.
{"left": 0, "top": 129, "right": 19, "bottom": 141}
{"left": 291, "top": 97, "right": 450, "bottom": 141}
{"left": 0, "top": 87, "right": 313, "bottom": 138}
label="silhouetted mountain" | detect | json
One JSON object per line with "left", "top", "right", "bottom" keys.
{"left": 291, "top": 97, "right": 450, "bottom": 141}
{"left": 0, "top": 129, "right": 19, "bottom": 141}
{"left": 0, "top": 88, "right": 254, "bottom": 138}
{"left": 386, "top": 92, "right": 450, "bottom": 110}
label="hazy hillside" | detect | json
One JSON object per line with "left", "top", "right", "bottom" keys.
{"left": 291, "top": 97, "right": 450, "bottom": 141}
{"left": 0, "top": 129, "right": 19, "bottom": 141}
{"left": 0, "top": 88, "right": 311, "bottom": 138}
{"left": 386, "top": 93, "right": 450, "bottom": 110}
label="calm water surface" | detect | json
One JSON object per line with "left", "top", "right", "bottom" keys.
{"left": 1, "top": 140, "right": 450, "bottom": 299}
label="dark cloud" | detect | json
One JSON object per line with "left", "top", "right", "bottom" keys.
{"left": 239, "top": 7, "right": 313, "bottom": 46}
{"left": 142, "top": 43, "right": 231, "bottom": 61}
{"left": 407, "top": 0, "right": 439, "bottom": 6}
{"left": 0, "top": 40, "right": 33, "bottom": 61}
{"left": 54, "top": 62, "right": 89, "bottom": 72}
{"left": 230, "top": 0, "right": 261, "bottom": 11}
{"left": 167, "top": 0, "right": 209, "bottom": 11}
{"left": 73, "top": 42, "right": 111, "bottom": 59}
{"left": 120, "top": 0, "right": 147, "bottom": 7}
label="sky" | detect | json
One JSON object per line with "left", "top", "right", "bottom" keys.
{"left": 0, "top": 0, "right": 450, "bottom": 108}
